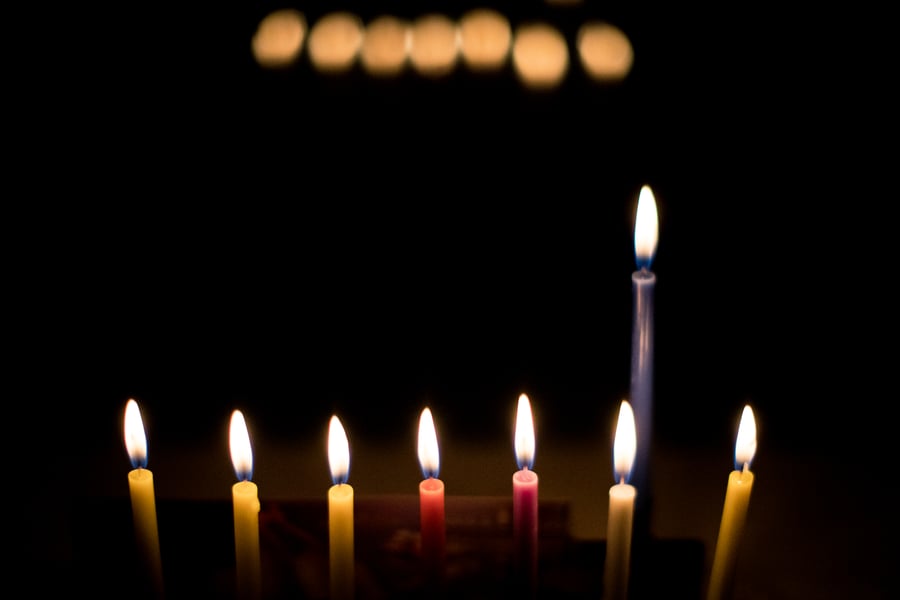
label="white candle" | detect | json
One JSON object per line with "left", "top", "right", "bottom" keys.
{"left": 630, "top": 184, "right": 658, "bottom": 506}
{"left": 603, "top": 400, "right": 637, "bottom": 600}
{"left": 328, "top": 415, "right": 354, "bottom": 600}
{"left": 123, "top": 399, "right": 164, "bottom": 599}
{"left": 230, "top": 410, "right": 261, "bottom": 600}
{"left": 707, "top": 405, "right": 758, "bottom": 600}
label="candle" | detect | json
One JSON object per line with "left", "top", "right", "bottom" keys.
{"left": 328, "top": 415, "right": 354, "bottom": 600}
{"left": 417, "top": 407, "right": 446, "bottom": 582}
{"left": 123, "top": 398, "right": 164, "bottom": 599}
{"left": 230, "top": 410, "right": 261, "bottom": 600}
{"left": 603, "top": 400, "right": 637, "bottom": 600}
{"left": 512, "top": 393, "right": 538, "bottom": 594}
{"left": 629, "top": 184, "right": 658, "bottom": 516}
{"left": 706, "top": 405, "right": 758, "bottom": 600}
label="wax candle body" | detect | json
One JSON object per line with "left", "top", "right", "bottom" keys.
{"left": 419, "top": 477, "right": 446, "bottom": 579}
{"left": 128, "top": 467, "right": 164, "bottom": 598}
{"left": 706, "top": 468, "right": 754, "bottom": 600}
{"left": 603, "top": 482, "right": 636, "bottom": 600}
{"left": 629, "top": 268, "right": 655, "bottom": 498}
{"left": 512, "top": 468, "right": 538, "bottom": 592}
{"left": 329, "top": 483, "right": 355, "bottom": 600}
{"left": 233, "top": 481, "right": 261, "bottom": 600}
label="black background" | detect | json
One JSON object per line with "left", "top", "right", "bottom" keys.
{"left": 21, "top": 0, "right": 886, "bottom": 454}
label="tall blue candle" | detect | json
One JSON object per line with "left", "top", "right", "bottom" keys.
{"left": 629, "top": 184, "right": 658, "bottom": 527}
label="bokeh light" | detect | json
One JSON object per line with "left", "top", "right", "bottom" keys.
{"left": 458, "top": 8, "right": 511, "bottom": 72}
{"left": 409, "top": 14, "right": 460, "bottom": 77}
{"left": 511, "top": 23, "right": 569, "bottom": 90}
{"left": 577, "top": 22, "right": 633, "bottom": 81}
{"left": 308, "top": 11, "right": 364, "bottom": 73}
{"left": 361, "top": 15, "right": 410, "bottom": 77}
{"left": 251, "top": 9, "right": 307, "bottom": 69}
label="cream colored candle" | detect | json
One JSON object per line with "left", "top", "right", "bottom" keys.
{"left": 707, "top": 405, "right": 757, "bottom": 600}
{"left": 230, "top": 410, "right": 261, "bottom": 600}
{"left": 123, "top": 398, "right": 164, "bottom": 599}
{"left": 603, "top": 400, "right": 637, "bottom": 600}
{"left": 328, "top": 415, "right": 355, "bottom": 600}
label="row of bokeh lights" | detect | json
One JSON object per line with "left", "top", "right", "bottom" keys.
{"left": 252, "top": 8, "right": 634, "bottom": 89}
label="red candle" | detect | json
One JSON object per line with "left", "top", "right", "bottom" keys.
{"left": 417, "top": 407, "right": 445, "bottom": 582}
{"left": 512, "top": 393, "right": 538, "bottom": 595}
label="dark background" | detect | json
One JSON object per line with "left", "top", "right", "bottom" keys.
{"left": 22, "top": 0, "right": 885, "bottom": 454}
{"left": 13, "top": 1, "right": 893, "bottom": 597}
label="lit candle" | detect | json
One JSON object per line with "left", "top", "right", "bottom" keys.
{"left": 629, "top": 184, "right": 658, "bottom": 513}
{"left": 706, "top": 405, "right": 757, "bottom": 600}
{"left": 417, "top": 407, "right": 445, "bottom": 582}
{"left": 328, "top": 415, "right": 354, "bottom": 600}
{"left": 603, "top": 400, "right": 637, "bottom": 600}
{"left": 123, "top": 398, "right": 164, "bottom": 599}
{"left": 512, "top": 393, "right": 538, "bottom": 594}
{"left": 230, "top": 410, "right": 261, "bottom": 600}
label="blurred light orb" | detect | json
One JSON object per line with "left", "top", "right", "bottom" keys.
{"left": 308, "top": 11, "right": 364, "bottom": 73}
{"left": 577, "top": 22, "right": 634, "bottom": 81}
{"left": 251, "top": 9, "right": 307, "bottom": 68}
{"left": 409, "top": 14, "right": 460, "bottom": 77}
{"left": 512, "top": 23, "right": 569, "bottom": 90}
{"left": 361, "top": 15, "right": 410, "bottom": 77}
{"left": 459, "top": 8, "right": 511, "bottom": 72}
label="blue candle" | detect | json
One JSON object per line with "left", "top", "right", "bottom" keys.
{"left": 629, "top": 185, "right": 658, "bottom": 516}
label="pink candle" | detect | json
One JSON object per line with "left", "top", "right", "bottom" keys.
{"left": 417, "top": 407, "right": 445, "bottom": 582}
{"left": 512, "top": 393, "right": 538, "bottom": 595}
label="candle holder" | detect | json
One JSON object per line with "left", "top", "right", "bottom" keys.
{"left": 71, "top": 495, "right": 704, "bottom": 599}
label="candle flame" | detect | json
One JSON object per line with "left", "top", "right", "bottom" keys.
{"left": 418, "top": 407, "right": 440, "bottom": 479}
{"left": 634, "top": 184, "right": 659, "bottom": 270}
{"left": 734, "top": 404, "right": 757, "bottom": 470}
{"left": 229, "top": 410, "right": 254, "bottom": 482}
{"left": 124, "top": 398, "right": 148, "bottom": 469}
{"left": 515, "top": 393, "right": 535, "bottom": 470}
{"left": 613, "top": 400, "right": 637, "bottom": 484}
{"left": 328, "top": 415, "right": 350, "bottom": 485}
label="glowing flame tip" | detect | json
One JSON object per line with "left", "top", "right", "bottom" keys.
{"left": 124, "top": 398, "right": 148, "bottom": 469}
{"left": 418, "top": 407, "right": 440, "bottom": 479}
{"left": 735, "top": 405, "right": 757, "bottom": 470}
{"left": 328, "top": 415, "right": 350, "bottom": 485}
{"left": 634, "top": 185, "right": 659, "bottom": 269}
{"left": 515, "top": 393, "right": 535, "bottom": 470}
{"left": 229, "top": 410, "right": 254, "bottom": 482}
{"left": 613, "top": 400, "right": 637, "bottom": 483}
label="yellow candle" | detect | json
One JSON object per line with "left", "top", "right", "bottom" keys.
{"left": 328, "top": 415, "right": 354, "bottom": 600}
{"left": 707, "top": 405, "right": 757, "bottom": 600}
{"left": 230, "top": 410, "right": 261, "bottom": 600}
{"left": 603, "top": 400, "right": 637, "bottom": 600}
{"left": 123, "top": 399, "right": 164, "bottom": 599}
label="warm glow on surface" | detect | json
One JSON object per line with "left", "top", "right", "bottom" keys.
{"left": 251, "top": 9, "right": 306, "bottom": 68}
{"left": 634, "top": 185, "right": 659, "bottom": 269}
{"left": 512, "top": 23, "right": 569, "bottom": 89}
{"left": 735, "top": 405, "right": 758, "bottom": 470}
{"left": 328, "top": 415, "right": 351, "bottom": 485}
{"left": 124, "top": 398, "right": 148, "bottom": 469}
{"left": 361, "top": 15, "right": 410, "bottom": 77}
{"left": 515, "top": 393, "right": 536, "bottom": 470}
{"left": 613, "top": 401, "right": 637, "bottom": 483}
{"left": 409, "top": 14, "right": 460, "bottom": 77}
{"left": 418, "top": 407, "right": 440, "bottom": 478}
{"left": 577, "top": 21, "right": 633, "bottom": 81}
{"left": 459, "top": 8, "right": 511, "bottom": 71}
{"left": 308, "top": 11, "right": 364, "bottom": 73}
{"left": 230, "top": 410, "right": 254, "bottom": 482}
